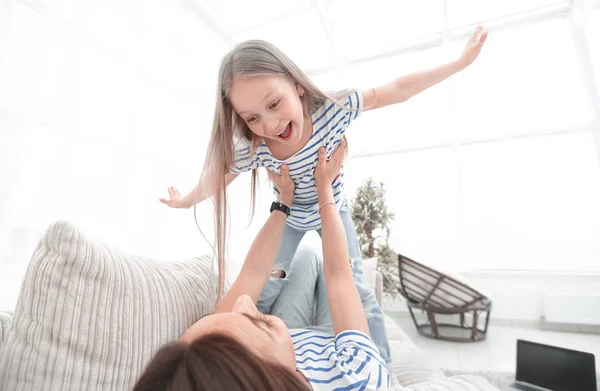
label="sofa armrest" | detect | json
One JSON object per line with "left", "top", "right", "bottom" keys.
{"left": 0, "top": 311, "right": 13, "bottom": 349}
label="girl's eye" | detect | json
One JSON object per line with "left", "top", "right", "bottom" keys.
{"left": 269, "top": 100, "right": 280, "bottom": 110}
{"left": 247, "top": 116, "right": 258, "bottom": 123}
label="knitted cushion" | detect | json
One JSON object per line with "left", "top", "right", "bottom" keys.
{"left": 0, "top": 220, "right": 217, "bottom": 391}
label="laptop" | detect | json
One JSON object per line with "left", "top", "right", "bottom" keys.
{"left": 509, "top": 339, "right": 596, "bottom": 391}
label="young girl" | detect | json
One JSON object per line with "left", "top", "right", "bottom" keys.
{"left": 160, "top": 26, "right": 488, "bottom": 367}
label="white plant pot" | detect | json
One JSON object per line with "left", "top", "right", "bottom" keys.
{"left": 362, "top": 257, "right": 378, "bottom": 271}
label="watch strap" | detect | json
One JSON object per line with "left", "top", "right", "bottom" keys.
{"left": 270, "top": 201, "right": 291, "bottom": 217}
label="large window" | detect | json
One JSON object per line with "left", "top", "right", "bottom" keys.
{"left": 1, "top": 0, "right": 599, "bottom": 304}
{"left": 339, "top": 2, "right": 600, "bottom": 272}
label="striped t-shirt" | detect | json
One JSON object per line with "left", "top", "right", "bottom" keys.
{"left": 291, "top": 328, "right": 390, "bottom": 390}
{"left": 230, "top": 90, "right": 363, "bottom": 231}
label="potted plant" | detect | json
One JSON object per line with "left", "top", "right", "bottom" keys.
{"left": 351, "top": 178, "right": 400, "bottom": 298}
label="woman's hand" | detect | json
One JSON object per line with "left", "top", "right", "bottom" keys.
{"left": 457, "top": 25, "right": 488, "bottom": 68}
{"left": 315, "top": 139, "right": 347, "bottom": 188}
{"left": 267, "top": 164, "right": 295, "bottom": 205}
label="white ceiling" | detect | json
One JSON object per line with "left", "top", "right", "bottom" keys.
{"left": 191, "top": 0, "right": 575, "bottom": 72}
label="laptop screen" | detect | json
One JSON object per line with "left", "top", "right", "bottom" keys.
{"left": 516, "top": 340, "right": 596, "bottom": 391}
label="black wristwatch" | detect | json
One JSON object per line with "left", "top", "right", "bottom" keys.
{"left": 270, "top": 201, "right": 291, "bottom": 217}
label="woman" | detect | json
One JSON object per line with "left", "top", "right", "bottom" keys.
{"left": 134, "top": 141, "right": 391, "bottom": 390}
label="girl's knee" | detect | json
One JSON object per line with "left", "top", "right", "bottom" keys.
{"left": 270, "top": 269, "right": 286, "bottom": 279}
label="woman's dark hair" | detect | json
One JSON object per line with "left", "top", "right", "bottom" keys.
{"left": 133, "top": 333, "right": 311, "bottom": 391}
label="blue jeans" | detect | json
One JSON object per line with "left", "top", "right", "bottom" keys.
{"left": 270, "top": 245, "right": 333, "bottom": 335}
{"left": 257, "top": 208, "right": 392, "bottom": 365}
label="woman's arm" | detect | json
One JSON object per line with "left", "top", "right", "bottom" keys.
{"left": 315, "top": 142, "right": 370, "bottom": 336}
{"left": 215, "top": 165, "right": 295, "bottom": 313}
{"left": 160, "top": 173, "right": 239, "bottom": 209}
{"left": 362, "top": 26, "right": 488, "bottom": 111}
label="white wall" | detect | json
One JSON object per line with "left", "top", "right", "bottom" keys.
{"left": 342, "top": 132, "right": 600, "bottom": 273}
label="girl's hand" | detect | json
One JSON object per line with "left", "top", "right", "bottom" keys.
{"left": 458, "top": 25, "right": 488, "bottom": 68}
{"left": 159, "top": 186, "right": 189, "bottom": 209}
{"left": 315, "top": 139, "right": 346, "bottom": 187}
{"left": 267, "top": 164, "right": 295, "bottom": 205}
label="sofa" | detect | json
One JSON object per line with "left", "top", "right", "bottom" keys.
{"left": 0, "top": 220, "right": 498, "bottom": 391}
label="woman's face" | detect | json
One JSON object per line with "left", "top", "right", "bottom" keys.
{"left": 181, "top": 295, "right": 296, "bottom": 370}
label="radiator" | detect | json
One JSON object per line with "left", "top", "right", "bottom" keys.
{"left": 541, "top": 293, "right": 600, "bottom": 326}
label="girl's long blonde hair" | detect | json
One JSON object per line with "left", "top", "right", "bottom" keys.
{"left": 199, "top": 40, "right": 351, "bottom": 302}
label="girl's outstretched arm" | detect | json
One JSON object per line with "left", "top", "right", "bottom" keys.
{"left": 362, "top": 26, "right": 488, "bottom": 111}
{"left": 159, "top": 173, "right": 239, "bottom": 209}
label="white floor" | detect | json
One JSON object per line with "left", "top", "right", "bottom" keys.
{"left": 387, "top": 312, "right": 600, "bottom": 374}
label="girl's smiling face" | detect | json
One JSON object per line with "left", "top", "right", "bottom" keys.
{"left": 229, "top": 75, "right": 306, "bottom": 148}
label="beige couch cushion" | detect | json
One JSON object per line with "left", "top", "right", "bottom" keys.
{"left": 0, "top": 220, "right": 217, "bottom": 391}
{"left": 384, "top": 315, "right": 498, "bottom": 390}
{"left": 0, "top": 311, "right": 12, "bottom": 347}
